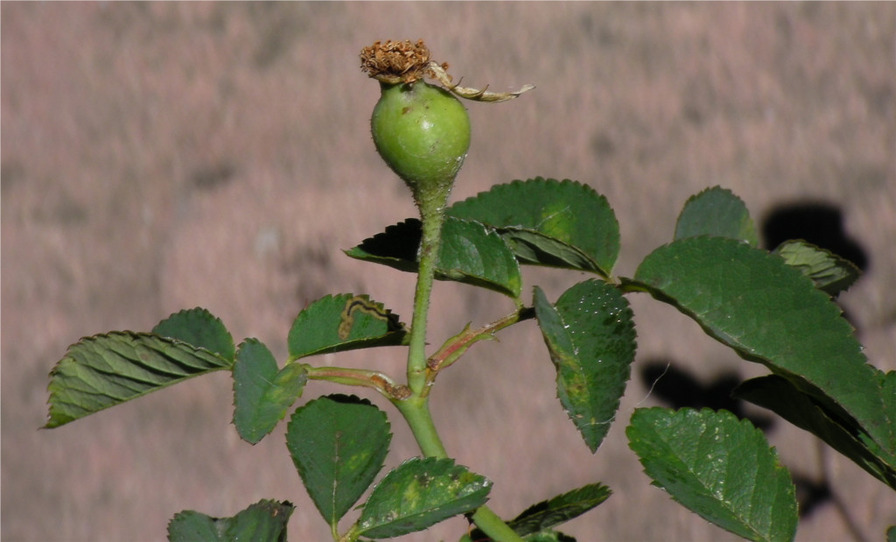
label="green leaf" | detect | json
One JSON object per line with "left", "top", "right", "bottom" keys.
{"left": 232, "top": 339, "right": 307, "bottom": 444}
{"left": 873, "top": 368, "right": 896, "bottom": 476}
{"left": 534, "top": 280, "right": 636, "bottom": 452}
{"left": 168, "top": 511, "right": 225, "bottom": 541}
{"left": 472, "top": 483, "right": 610, "bottom": 540}
{"left": 773, "top": 239, "right": 861, "bottom": 296}
{"left": 496, "top": 229, "right": 598, "bottom": 273}
{"left": 627, "top": 408, "right": 797, "bottom": 542}
{"left": 355, "top": 457, "right": 491, "bottom": 539}
{"left": 879, "top": 369, "right": 896, "bottom": 425}
{"left": 888, "top": 525, "right": 896, "bottom": 542}
{"left": 152, "top": 307, "right": 236, "bottom": 362}
{"left": 287, "top": 294, "right": 407, "bottom": 360}
{"left": 45, "top": 332, "right": 233, "bottom": 428}
{"left": 735, "top": 375, "right": 896, "bottom": 489}
{"left": 674, "top": 186, "right": 758, "bottom": 246}
{"left": 167, "top": 499, "right": 294, "bottom": 542}
{"left": 447, "top": 178, "right": 620, "bottom": 276}
{"left": 632, "top": 236, "right": 895, "bottom": 460}
{"left": 509, "top": 483, "right": 611, "bottom": 536}
{"left": 345, "top": 217, "right": 522, "bottom": 299}
{"left": 437, "top": 217, "right": 523, "bottom": 298}
{"left": 286, "top": 395, "right": 391, "bottom": 527}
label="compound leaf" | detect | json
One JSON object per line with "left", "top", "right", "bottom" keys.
{"left": 773, "top": 239, "right": 861, "bottom": 296}
{"left": 627, "top": 408, "right": 797, "bottom": 542}
{"left": 167, "top": 499, "right": 294, "bottom": 542}
{"left": 233, "top": 339, "right": 307, "bottom": 444}
{"left": 355, "top": 457, "right": 491, "bottom": 539}
{"left": 345, "top": 217, "right": 522, "bottom": 299}
{"left": 674, "top": 186, "right": 758, "bottom": 246}
{"left": 534, "top": 280, "right": 636, "bottom": 452}
{"left": 632, "top": 236, "right": 895, "bottom": 461}
{"left": 45, "top": 331, "right": 233, "bottom": 428}
{"left": 286, "top": 395, "right": 391, "bottom": 527}
{"left": 287, "top": 294, "right": 407, "bottom": 360}
{"left": 152, "top": 307, "right": 236, "bottom": 362}
{"left": 447, "top": 178, "right": 620, "bottom": 276}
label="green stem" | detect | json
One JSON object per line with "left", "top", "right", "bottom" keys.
{"left": 470, "top": 507, "right": 524, "bottom": 542}
{"left": 304, "top": 365, "right": 410, "bottom": 400}
{"left": 406, "top": 196, "right": 446, "bottom": 395}
{"left": 399, "top": 178, "right": 523, "bottom": 541}
{"left": 393, "top": 395, "right": 447, "bottom": 457}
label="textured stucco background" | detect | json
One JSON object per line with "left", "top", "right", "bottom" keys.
{"left": 3, "top": 3, "right": 895, "bottom": 541}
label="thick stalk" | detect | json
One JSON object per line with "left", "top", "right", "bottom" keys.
{"left": 393, "top": 396, "right": 447, "bottom": 457}
{"left": 398, "top": 204, "right": 522, "bottom": 541}
{"left": 470, "top": 508, "right": 524, "bottom": 542}
{"left": 400, "top": 174, "right": 523, "bottom": 541}
{"left": 406, "top": 191, "right": 447, "bottom": 395}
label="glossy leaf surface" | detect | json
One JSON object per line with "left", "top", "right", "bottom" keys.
{"left": 233, "top": 339, "right": 307, "bottom": 444}
{"left": 535, "top": 280, "right": 636, "bottom": 452}
{"left": 627, "top": 408, "right": 797, "bottom": 542}
{"left": 436, "top": 217, "right": 523, "bottom": 298}
{"left": 447, "top": 178, "right": 620, "bottom": 275}
{"left": 632, "top": 236, "right": 895, "bottom": 459}
{"left": 286, "top": 395, "right": 391, "bottom": 526}
{"left": 356, "top": 457, "right": 491, "bottom": 538}
{"left": 287, "top": 293, "right": 407, "bottom": 360}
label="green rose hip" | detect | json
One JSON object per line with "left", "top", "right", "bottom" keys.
{"left": 371, "top": 81, "right": 470, "bottom": 206}
{"left": 361, "top": 39, "right": 532, "bottom": 212}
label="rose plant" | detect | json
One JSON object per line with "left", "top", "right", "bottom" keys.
{"left": 45, "top": 40, "right": 896, "bottom": 542}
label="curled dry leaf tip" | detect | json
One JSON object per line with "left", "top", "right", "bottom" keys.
{"left": 360, "top": 39, "right": 534, "bottom": 102}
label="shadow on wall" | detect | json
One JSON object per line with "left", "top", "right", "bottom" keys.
{"left": 761, "top": 201, "right": 869, "bottom": 272}
{"left": 637, "top": 200, "right": 870, "bottom": 520}
{"left": 637, "top": 361, "right": 832, "bottom": 518}
{"left": 638, "top": 362, "right": 774, "bottom": 431}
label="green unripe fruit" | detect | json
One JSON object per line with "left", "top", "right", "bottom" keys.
{"left": 371, "top": 81, "right": 471, "bottom": 207}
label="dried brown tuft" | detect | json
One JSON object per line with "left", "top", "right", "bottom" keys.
{"left": 360, "top": 39, "right": 447, "bottom": 84}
